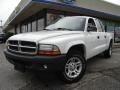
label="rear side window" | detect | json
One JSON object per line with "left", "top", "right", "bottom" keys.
{"left": 94, "top": 19, "right": 104, "bottom": 32}
{"left": 98, "top": 19, "right": 105, "bottom": 32}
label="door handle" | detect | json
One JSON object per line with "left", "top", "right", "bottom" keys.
{"left": 97, "top": 36, "right": 100, "bottom": 39}
{"left": 104, "top": 36, "right": 106, "bottom": 38}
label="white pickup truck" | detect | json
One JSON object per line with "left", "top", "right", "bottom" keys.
{"left": 4, "top": 16, "right": 113, "bottom": 83}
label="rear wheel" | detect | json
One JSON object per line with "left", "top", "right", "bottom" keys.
{"left": 59, "top": 50, "right": 86, "bottom": 83}
{"left": 104, "top": 42, "right": 112, "bottom": 58}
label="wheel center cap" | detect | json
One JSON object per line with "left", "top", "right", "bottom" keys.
{"left": 69, "top": 63, "right": 75, "bottom": 71}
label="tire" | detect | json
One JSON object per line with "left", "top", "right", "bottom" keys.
{"left": 104, "top": 42, "right": 112, "bottom": 58}
{"left": 59, "top": 50, "right": 86, "bottom": 83}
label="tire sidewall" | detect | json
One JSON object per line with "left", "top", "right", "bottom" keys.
{"left": 109, "top": 44, "right": 112, "bottom": 56}
{"left": 104, "top": 42, "right": 112, "bottom": 58}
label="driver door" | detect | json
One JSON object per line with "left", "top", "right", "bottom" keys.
{"left": 85, "top": 18, "right": 100, "bottom": 59}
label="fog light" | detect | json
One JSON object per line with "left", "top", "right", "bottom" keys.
{"left": 43, "top": 65, "right": 47, "bottom": 69}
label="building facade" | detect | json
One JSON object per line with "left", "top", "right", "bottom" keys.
{"left": 3, "top": 0, "right": 120, "bottom": 42}
{"left": 0, "top": 26, "right": 2, "bottom": 33}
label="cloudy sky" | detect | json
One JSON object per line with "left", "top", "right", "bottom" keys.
{"left": 103, "top": 0, "right": 120, "bottom": 5}
{"left": 0, "top": 0, "right": 120, "bottom": 25}
{"left": 0, "top": 0, "right": 21, "bottom": 25}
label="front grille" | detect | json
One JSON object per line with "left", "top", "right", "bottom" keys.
{"left": 8, "top": 40, "right": 37, "bottom": 54}
{"left": 21, "top": 41, "right": 36, "bottom": 47}
{"left": 9, "top": 46, "right": 19, "bottom": 51}
{"left": 9, "top": 40, "right": 18, "bottom": 45}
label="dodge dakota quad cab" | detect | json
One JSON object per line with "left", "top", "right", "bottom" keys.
{"left": 4, "top": 16, "right": 113, "bottom": 83}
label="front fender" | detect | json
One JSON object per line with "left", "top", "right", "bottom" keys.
{"left": 64, "top": 40, "right": 86, "bottom": 54}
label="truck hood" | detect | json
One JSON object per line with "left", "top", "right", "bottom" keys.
{"left": 9, "top": 31, "right": 82, "bottom": 42}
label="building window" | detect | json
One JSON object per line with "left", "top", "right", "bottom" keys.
{"left": 16, "top": 25, "right": 20, "bottom": 34}
{"left": 107, "top": 26, "right": 114, "bottom": 32}
{"left": 32, "top": 21, "right": 36, "bottom": 32}
{"left": 38, "top": 19, "right": 44, "bottom": 31}
{"left": 21, "top": 25, "right": 27, "bottom": 33}
{"left": 28, "top": 23, "right": 31, "bottom": 32}
{"left": 47, "top": 13, "right": 64, "bottom": 26}
{"left": 115, "top": 26, "right": 120, "bottom": 43}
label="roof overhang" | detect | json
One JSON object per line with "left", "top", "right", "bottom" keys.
{"left": 32, "top": 0, "right": 120, "bottom": 21}
{"left": 4, "top": 0, "right": 120, "bottom": 31}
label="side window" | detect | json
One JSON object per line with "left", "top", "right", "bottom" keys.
{"left": 98, "top": 19, "right": 105, "bottom": 32}
{"left": 87, "top": 18, "right": 97, "bottom": 32}
{"left": 94, "top": 19, "right": 103, "bottom": 32}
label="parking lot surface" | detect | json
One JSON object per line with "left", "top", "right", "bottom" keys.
{"left": 0, "top": 44, "right": 120, "bottom": 90}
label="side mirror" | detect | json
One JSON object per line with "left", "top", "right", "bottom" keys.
{"left": 87, "top": 26, "right": 97, "bottom": 32}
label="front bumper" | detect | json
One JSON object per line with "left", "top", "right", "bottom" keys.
{"left": 4, "top": 49, "right": 66, "bottom": 72}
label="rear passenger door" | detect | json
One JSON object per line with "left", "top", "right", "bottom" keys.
{"left": 94, "top": 19, "right": 107, "bottom": 52}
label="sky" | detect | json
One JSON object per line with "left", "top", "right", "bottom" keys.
{"left": 103, "top": 0, "right": 120, "bottom": 6}
{"left": 0, "top": 0, "right": 120, "bottom": 25}
{"left": 0, "top": 0, "right": 21, "bottom": 25}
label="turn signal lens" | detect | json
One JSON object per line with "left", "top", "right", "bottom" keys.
{"left": 38, "top": 50, "right": 61, "bottom": 56}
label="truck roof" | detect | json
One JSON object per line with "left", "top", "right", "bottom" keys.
{"left": 65, "top": 16, "right": 95, "bottom": 19}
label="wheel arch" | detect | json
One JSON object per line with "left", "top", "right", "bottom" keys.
{"left": 67, "top": 44, "right": 86, "bottom": 59}
{"left": 109, "top": 39, "right": 113, "bottom": 47}
{"left": 110, "top": 39, "right": 113, "bottom": 44}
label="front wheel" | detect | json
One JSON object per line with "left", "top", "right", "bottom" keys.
{"left": 59, "top": 51, "right": 86, "bottom": 83}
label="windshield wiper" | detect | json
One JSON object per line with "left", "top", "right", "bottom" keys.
{"left": 43, "top": 28, "right": 73, "bottom": 31}
{"left": 43, "top": 28, "right": 51, "bottom": 31}
{"left": 55, "top": 28, "right": 72, "bottom": 31}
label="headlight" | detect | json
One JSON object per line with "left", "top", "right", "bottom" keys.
{"left": 38, "top": 44, "right": 61, "bottom": 56}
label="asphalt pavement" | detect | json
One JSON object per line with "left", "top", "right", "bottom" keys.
{"left": 0, "top": 44, "right": 120, "bottom": 90}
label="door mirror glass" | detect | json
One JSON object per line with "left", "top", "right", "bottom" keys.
{"left": 87, "top": 25, "right": 97, "bottom": 32}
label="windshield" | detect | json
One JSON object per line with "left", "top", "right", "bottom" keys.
{"left": 45, "top": 17, "right": 86, "bottom": 31}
